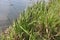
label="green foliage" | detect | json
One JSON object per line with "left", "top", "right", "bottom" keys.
{"left": 1, "top": 0, "right": 60, "bottom": 40}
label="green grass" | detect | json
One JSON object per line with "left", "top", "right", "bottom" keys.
{"left": 0, "top": 0, "right": 60, "bottom": 40}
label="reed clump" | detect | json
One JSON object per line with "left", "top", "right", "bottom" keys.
{"left": 0, "top": 0, "right": 60, "bottom": 40}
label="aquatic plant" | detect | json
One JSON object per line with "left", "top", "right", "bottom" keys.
{"left": 0, "top": 0, "right": 60, "bottom": 40}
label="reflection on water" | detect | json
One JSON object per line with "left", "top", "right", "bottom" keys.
{"left": 0, "top": 0, "right": 38, "bottom": 32}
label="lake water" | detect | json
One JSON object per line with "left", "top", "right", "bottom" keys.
{"left": 0, "top": 0, "right": 39, "bottom": 32}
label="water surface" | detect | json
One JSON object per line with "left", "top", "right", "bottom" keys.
{"left": 0, "top": 0, "right": 38, "bottom": 32}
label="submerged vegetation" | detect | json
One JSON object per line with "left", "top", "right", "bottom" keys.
{"left": 0, "top": 0, "right": 60, "bottom": 40}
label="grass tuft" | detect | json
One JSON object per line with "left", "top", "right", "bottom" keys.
{"left": 0, "top": 0, "right": 60, "bottom": 40}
